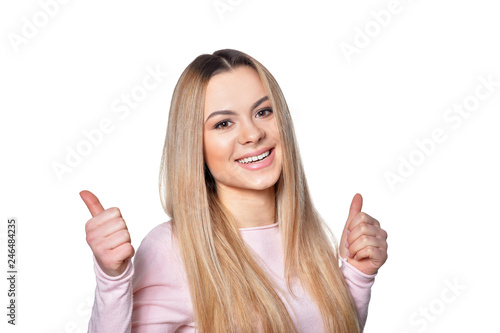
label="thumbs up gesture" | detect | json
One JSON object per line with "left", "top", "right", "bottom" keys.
{"left": 339, "top": 194, "right": 388, "bottom": 276}
{"left": 80, "top": 190, "right": 135, "bottom": 276}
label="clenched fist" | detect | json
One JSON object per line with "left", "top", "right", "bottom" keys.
{"left": 339, "top": 193, "right": 388, "bottom": 276}
{"left": 80, "top": 190, "right": 135, "bottom": 276}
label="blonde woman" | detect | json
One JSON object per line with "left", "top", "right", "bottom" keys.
{"left": 81, "top": 49, "right": 388, "bottom": 332}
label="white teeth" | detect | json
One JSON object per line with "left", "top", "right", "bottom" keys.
{"left": 237, "top": 150, "right": 270, "bottom": 164}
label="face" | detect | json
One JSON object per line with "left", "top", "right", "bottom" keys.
{"left": 203, "top": 66, "right": 282, "bottom": 194}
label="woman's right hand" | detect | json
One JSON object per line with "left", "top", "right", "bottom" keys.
{"left": 80, "top": 190, "right": 135, "bottom": 277}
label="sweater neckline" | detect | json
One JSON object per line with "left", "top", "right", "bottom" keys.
{"left": 238, "top": 222, "right": 279, "bottom": 231}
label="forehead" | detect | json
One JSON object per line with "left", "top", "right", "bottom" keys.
{"left": 204, "top": 66, "right": 268, "bottom": 115}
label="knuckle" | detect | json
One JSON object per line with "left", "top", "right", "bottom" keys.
{"left": 125, "top": 244, "right": 135, "bottom": 257}
{"left": 86, "top": 231, "right": 97, "bottom": 245}
{"left": 85, "top": 234, "right": 92, "bottom": 245}
{"left": 107, "top": 207, "right": 121, "bottom": 217}
{"left": 109, "top": 217, "right": 123, "bottom": 227}
{"left": 117, "top": 227, "right": 128, "bottom": 236}
{"left": 119, "top": 229, "right": 131, "bottom": 241}
{"left": 117, "top": 217, "right": 127, "bottom": 229}
{"left": 85, "top": 220, "right": 92, "bottom": 233}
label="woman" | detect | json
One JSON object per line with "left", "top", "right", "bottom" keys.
{"left": 81, "top": 49, "right": 388, "bottom": 332}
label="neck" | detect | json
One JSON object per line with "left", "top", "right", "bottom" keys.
{"left": 216, "top": 185, "right": 276, "bottom": 229}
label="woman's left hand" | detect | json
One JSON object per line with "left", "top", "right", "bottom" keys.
{"left": 339, "top": 193, "right": 388, "bottom": 276}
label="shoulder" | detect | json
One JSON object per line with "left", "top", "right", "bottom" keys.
{"left": 132, "top": 220, "right": 185, "bottom": 287}
{"left": 139, "top": 220, "right": 175, "bottom": 251}
{"left": 133, "top": 220, "right": 179, "bottom": 271}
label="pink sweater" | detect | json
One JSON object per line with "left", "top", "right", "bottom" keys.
{"left": 88, "top": 222, "right": 376, "bottom": 332}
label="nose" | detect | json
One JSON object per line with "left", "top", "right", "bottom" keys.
{"left": 238, "top": 118, "right": 265, "bottom": 145}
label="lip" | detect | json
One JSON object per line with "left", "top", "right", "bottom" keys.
{"left": 235, "top": 148, "right": 275, "bottom": 171}
{"left": 236, "top": 147, "right": 274, "bottom": 160}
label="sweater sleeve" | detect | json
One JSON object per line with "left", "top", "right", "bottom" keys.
{"left": 88, "top": 256, "right": 135, "bottom": 333}
{"left": 87, "top": 222, "right": 194, "bottom": 333}
{"left": 340, "top": 257, "right": 376, "bottom": 331}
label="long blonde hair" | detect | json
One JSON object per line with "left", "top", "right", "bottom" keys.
{"left": 159, "top": 49, "right": 360, "bottom": 332}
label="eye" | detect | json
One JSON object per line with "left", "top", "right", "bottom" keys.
{"left": 214, "top": 119, "right": 232, "bottom": 129}
{"left": 256, "top": 108, "right": 273, "bottom": 118}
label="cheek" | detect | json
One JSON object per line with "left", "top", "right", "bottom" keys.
{"left": 203, "top": 133, "right": 232, "bottom": 172}
{"left": 270, "top": 123, "right": 283, "bottom": 168}
{"left": 267, "top": 118, "right": 280, "bottom": 140}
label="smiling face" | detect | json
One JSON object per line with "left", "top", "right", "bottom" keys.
{"left": 203, "top": 66, "right": 282, "bottom": 194}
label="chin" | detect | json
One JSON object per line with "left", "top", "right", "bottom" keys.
{"left": 244, "top": 176, "right": 280, "bottom": 191}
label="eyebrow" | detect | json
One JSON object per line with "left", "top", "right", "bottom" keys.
{"left": 204, "top": 96, "right": 269, "bottom": 124}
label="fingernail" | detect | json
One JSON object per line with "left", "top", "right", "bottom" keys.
{"left": 345, "top": 241, "right": 349, "bottom": 248}
{"left": 347, "top": 250, "right": 351, "bottom": 257}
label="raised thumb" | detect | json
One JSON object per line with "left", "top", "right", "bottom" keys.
{"left": 346, "top": 193, "right": 363, "bottom": 226}
{"left": 80, "top": 190, "right": 105, "bottom": 217}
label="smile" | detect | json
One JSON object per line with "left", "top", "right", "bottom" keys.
{"left": 236, "top": 149, "right": 271, "bottom": 164}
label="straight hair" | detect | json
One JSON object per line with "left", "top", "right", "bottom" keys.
{"left": 159, "top": 49, "right": 360, "bottom": 332}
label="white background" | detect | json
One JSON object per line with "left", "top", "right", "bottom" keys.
{"left": 1, "top": 0, "right": 499, "bottom": 332}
